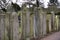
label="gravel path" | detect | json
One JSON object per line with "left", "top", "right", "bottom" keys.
{"left": 41, "top": 31, "right": 60, "bottom": 40}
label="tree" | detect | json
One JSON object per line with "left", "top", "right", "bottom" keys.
{"left": 50, "top": 0, "right": 58, "bottom": 3}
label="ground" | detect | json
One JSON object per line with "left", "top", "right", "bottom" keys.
{"left": 41, "top": 31, "right": 60, "bottom": 40}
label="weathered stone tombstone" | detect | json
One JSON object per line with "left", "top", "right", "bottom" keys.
{"left": 46, "top": 14, "right": 52, "bottom": 33}
{"left": 0, "top": 14, "right": 5, "bottom": 40}
{"left": 9, "top": 12, "right": 19, "bottom": 40}
{"left": 0, "top": 11, "right": 6, "bottom": 40}
{"left": 33, "top": 7, "right": 40, "bottom": 39}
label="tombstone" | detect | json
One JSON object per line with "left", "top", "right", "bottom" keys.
{"left": 0, "top": 12, "right": 5, "bottom": 40}
{"left": 9, "top": 12, "right": 19, "bottom": 40}
{"left": 33, "top": 7, "right": 41, "bottom": 40}
{"left": 42, "top": 12, "right": 47, "bottom": 36}
{"left": 46, "top": 14, "right": 52, "bottom": 33}
{"left": 25, "top": 9, "right": 30, "bottom": 40}
{"left": 51, "top": 11, "right": 55, "bottom": 32}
